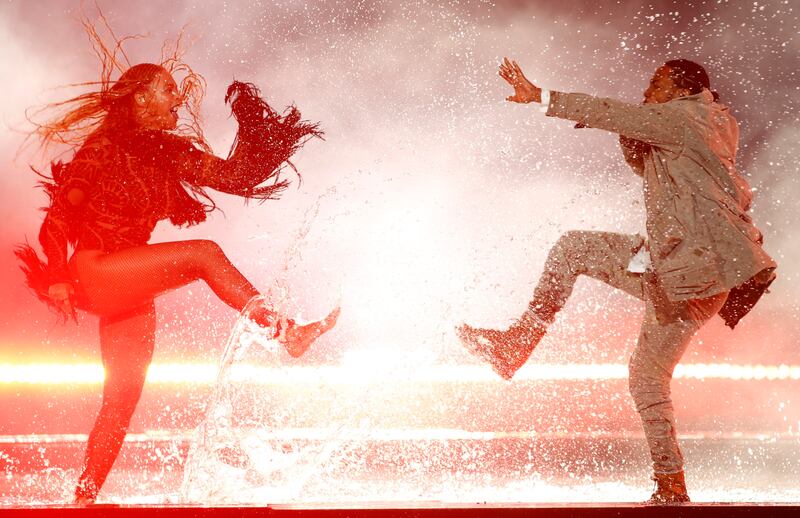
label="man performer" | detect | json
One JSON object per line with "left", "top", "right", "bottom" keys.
{"left": 457, "top": 57, "right": 776, "bottom": 504}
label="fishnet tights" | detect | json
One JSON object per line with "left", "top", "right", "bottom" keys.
{"left": 72, "top": 239, "right": 262, "bottom": 316}
{"left": 72, "top": 239, "right": 273, "bottom": 500}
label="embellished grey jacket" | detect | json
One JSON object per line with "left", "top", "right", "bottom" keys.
{"left": 546, "top": 89, "right": 776, "bottom": 327}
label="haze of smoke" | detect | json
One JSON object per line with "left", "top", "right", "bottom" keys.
{"left": 0, "top": 1, "right": 796, "bottom": 370}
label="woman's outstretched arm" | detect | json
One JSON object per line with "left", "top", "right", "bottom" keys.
{"left": 175, "top": 81, "right": 322, "bottom": 201}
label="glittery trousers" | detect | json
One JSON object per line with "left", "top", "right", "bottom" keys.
{"left": 524, "top": 231, "right": 728, "bottom": 474}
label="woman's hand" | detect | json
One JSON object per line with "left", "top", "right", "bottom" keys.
{"left": 499, "top": 57, "right": 541, "bottom": 104}
{"left": 48, "top": 282, "right": 76, "bottom": 319}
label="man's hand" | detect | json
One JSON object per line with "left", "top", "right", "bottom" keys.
{"left": 499, "top": 57, "right": 541, "bottom": 104}
{"left": 48, "top": 282, "right": 76, "bottom": 320}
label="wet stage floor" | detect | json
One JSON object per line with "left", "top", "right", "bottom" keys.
{"left": 3, "top": 433, "right": 800, "bottom": 506}
{"left": 2, "top": 363, "right": 800, "bottom": 514}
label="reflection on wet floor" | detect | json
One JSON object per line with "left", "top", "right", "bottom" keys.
{"left": 3, "top": 434, "right": 800, "bottom": 505}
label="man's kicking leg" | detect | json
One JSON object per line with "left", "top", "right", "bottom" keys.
{"left": 457, "top": 231, "right": 646, "bottom": 379}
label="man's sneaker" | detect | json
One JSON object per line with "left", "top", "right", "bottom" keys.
{"left": 455, "top": 319, "right": 545, "bottom": 380}
{"left": 279, "top": 307, "right": 341, "bottom": 358}
{"left": 646, "top": 471, "right": 690, "bottom": 505}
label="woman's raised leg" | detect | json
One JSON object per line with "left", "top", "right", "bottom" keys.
{"left": 74, "top": 239, "right": 339, "bottom": 354}
{"left": 74, "top": 240, "right": 260, "bottom": 316}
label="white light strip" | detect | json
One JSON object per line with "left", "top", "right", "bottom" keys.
{"left": 1, "top": 362, "right": 799, "bottom": 386}
{"left": 1, "top": 429, "right": 798, "bottom": 444}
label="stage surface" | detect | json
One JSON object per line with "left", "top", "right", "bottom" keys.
{"left": 3, "top": 502, "right": 800, "bottom": 518}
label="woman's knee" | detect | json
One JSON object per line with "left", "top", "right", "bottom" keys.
{"left": 180, "top": 240, "right": 228, "bottom": 278}
{"left": 185, "top": 239, "right": 225, "bottom": 262}
{"left": 189, "top": 239, "right": 222, "bottom": 254}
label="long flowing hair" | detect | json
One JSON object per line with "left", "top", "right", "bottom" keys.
{"left": 29, "top": 14, "right": 209, "bottom": 155}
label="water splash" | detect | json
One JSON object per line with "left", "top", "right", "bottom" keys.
{"left": 180, "top": 294, "right": 366, "bottom": 503}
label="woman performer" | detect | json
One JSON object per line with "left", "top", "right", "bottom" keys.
{"left": 16, "top": 52, "right": 339, "bottom": 503}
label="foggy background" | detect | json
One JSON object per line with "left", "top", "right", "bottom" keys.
{"left": 1, "top": 0, "right": 797, "bottom": 372}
